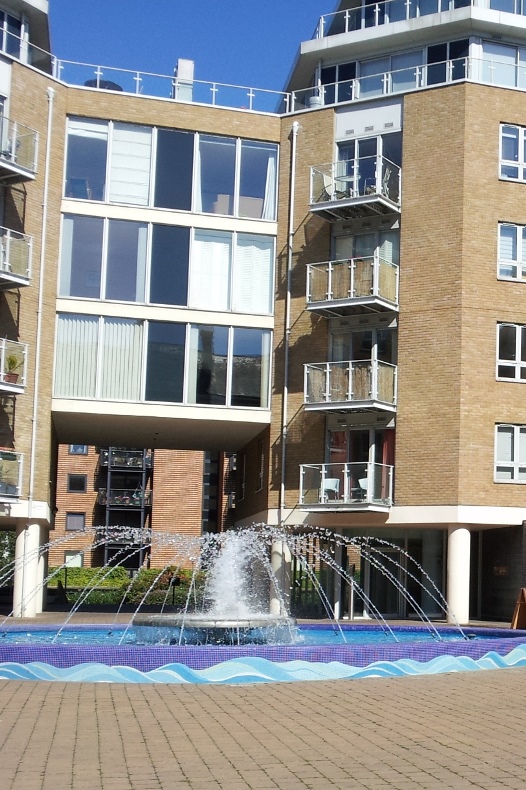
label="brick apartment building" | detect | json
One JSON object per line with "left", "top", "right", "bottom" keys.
{"left": 48, "top": 444, "right": 235, "bottom": 570}
{"left": 1, "top": 0, "right": 526, "bottom": 622}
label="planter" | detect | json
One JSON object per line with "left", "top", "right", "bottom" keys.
{"left": 3, "top": 372, "right": 18, "bottom": 383}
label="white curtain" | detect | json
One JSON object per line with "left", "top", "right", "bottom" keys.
{"left": 232, "top": 234, "right": 274, "bottom": 314}
{"left": 109, "top": 123, "right": 152, "bottom": 206}
{"left": 54, "top": 314, "right": 98, "bottom": 398}
{"left": 100, "top": 318, "right": 142, "bottom": 400}
{"left": 260, "top": 330, "right": 271, "bottom": 408}
{"left": 190, "top": 230, "right": 231, "bottom": 310}
{"left": 262, "top": 151, "right": 277, "bottom": 220}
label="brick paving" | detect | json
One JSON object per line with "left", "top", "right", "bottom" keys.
{"left": 1, "top": 666, "right": 526, "bottom": 789}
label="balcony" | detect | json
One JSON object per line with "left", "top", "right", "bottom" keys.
{"left": 0, "top": 226, "right": 32, "bottom": 288}
{"left": 98, "top": 488, "right": 152, "bottom": 507}
{"left": 307, "top": 256, "right": 398, "bottom": 316}
{"left": 0, "top": 339, "right": 27, "bottom": 394}
{"left": 314, "top": 0, "right": 473, "bottom": 38}
{"left": 99, "top": 449, "right": 152, "bottom": 469}
{"left": 299, "top": 462, "right": 393, "bottom": 510}
{"left": 304, "top": 360, "right": 397, "bottom": 412}
{"left": 0, "top": 116, "right": 38, "bottom": 182}
{"left": 95, "top": 525, "right": 151, "bottom": 545}
{"left": 0, "top": 449, "right": 22, "bottom": 498}
{"left": 310, "top": 156, "right": 400, "bottom": 221}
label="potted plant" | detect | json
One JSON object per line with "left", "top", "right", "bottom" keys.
{"left": 4, "top": 354, "right": 21, "bottom": 384}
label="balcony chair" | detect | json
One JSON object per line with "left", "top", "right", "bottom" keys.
{"left": 322, "top": 477, "right": 340, "bottom": 502}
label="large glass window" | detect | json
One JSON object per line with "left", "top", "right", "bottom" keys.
{"left": 498, "top": 223, "right": 526, "bottom": 279}
{"left": 239, "top": 142, "right": 278, "bottom": 220}
{"left": 495, "top": 424, "right": 526, "bottom": 481}
{"left": 55, "top": 314, "right": 99, "bottom": 398}
{"left": 231, "top": 328, "right": 271, "bottom": 408}
{"left": 197, "top": 135, "right": 236, "bottom": 215}
{"left": 190, "top": 230, "right": 231, "bottom": 311}
{"left": 497, "top": 324, "right": 526, "bottom": 380}
{"left": 232, "top": 235, "right": 274, "bottom": 314}
{"left": 188, "top": 325, "right": 229, "bottom": 405}
{"left": 55, "top": 315, "right": 271, "bottom": 409}
{"left": 154, "top": 128, "right": 193, "bottom": 210}
{"left": 109, "top": 123, "right": 152, "bottom": 206}
{"left": 106, "top": 220, "right": 147, "bottom": 302}
{"left": 149, "top": 225, "right": 190, "bottom": 306}
{"left": 65, "top": 119, "right": 108, "bottom": 201}
{"left": 65, "top": 120, "right": 278, "bottom": 220}
{"left": 100, "top": 319, "right": 142, "bottom": 401}
{"left": 60, "top": 215, "right": 103, "bottom": 299}
{"left": 145, "top": 322, "right": 186, "bottom": 403}
{"left": 1, "top": 11, "right": 21, "bottom": 57}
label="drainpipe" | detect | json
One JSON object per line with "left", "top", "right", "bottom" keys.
{"left": 278, "top": 120, "right": 299, "bottom": 528}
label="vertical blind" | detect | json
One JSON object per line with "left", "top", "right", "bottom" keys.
{"left": 109, "top": 124, "right": 152, "bottom": 206}
{"left": 232, "top": 235, "right": 274, "bottom": 314}
{"left": 100, "top": 318, "right": 142, "bottom": 400}
{"left": 190, "top": 231, "right": 231, "bottom": 310}
{"left": 55, "top": 314, "right": 98, "bottom": 398}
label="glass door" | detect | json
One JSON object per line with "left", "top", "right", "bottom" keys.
{"left": 364, "top": 546, "right": 405, "bottom": 618}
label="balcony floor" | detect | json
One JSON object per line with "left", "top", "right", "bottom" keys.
{"left": 310, "top": 193, "right": 400, "bottom": 222}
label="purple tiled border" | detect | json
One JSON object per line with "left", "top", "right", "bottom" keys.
{"left": 1, "top": 624, "right": 526, "bottom": 672}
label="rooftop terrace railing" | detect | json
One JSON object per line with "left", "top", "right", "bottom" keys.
{"left": 10, "top": 28, "right": 526, "bottom": 117}
{"left": 312, "top": 0, "right": 519, "bottom": 38}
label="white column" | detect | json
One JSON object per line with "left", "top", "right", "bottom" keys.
{"left": 447, "top": 525, "right": 471, "bottom": 625}
{"left": 333, "top": 542, "right": 343, "bottom": 620}
{"left": 12, "top": 522, "right": 43, "bottom": 617}
{"left": 270, "top": 540, "right": 291, "bottom": 616}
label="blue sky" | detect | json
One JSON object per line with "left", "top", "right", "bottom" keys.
{"left": 48, "top": 1, "right": 331, "bottom": 91}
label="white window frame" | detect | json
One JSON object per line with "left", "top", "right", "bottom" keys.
{"left": 496, "top": 323, "right": 526, "bottom": 381}
{"left": 500, "top": 123, "right": 526, "bottom": 181}
{"left": 495, "top": 423, "right": 526, "bottom": 482}
{"left": 498, "top": 222, "right": 526, "bottom": 281}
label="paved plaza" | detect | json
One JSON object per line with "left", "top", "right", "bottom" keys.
{"left": 1, "top": 664, "right": 526, "bottom": 790}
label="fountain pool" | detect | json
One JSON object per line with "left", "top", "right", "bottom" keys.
{"left": 1, "top": 623, "right": 526, "bottom": 684}
{"left": 2, "top": 526, "right": 526, "bottom": 684}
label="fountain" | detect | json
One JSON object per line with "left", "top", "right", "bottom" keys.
{"left": 1, "top": 526, "right": 526, "bottom": 684}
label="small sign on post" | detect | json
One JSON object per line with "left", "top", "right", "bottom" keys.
{"left": 511, "top": 588, "right": 526, "bottom": 629}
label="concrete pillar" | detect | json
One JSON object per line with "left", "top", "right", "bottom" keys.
{"left": 270, "top": 540, "right": 291, "bottom": 616}
{"left": 12, "top": 523, "right": 44, "bottom": 617}
{"left": 447, "top": 525, "right": 471, "bottom": 625}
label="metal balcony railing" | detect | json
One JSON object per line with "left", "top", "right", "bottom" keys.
{"left": 0, "top": 226, "right": 32, "bottom": 285}
{"left": 304, "top": 360, "right": 397, "bottom": 410}
{"left": 307, "top": 255, "right": 399, "bottom": 313}
{"left": 299, "top": 462, "right": 393, "bottom": 508}
{"left": 98, "top": 488, "right": 152, "bottom": 507}
{"left": 0, "top": 338, "right": 27, "bottom": 392}
{"left": 0, "top": 115, "right": 38, "bottom": 178}
{"left": 310, "top": 156, "right": 400, "bottom": 219}
{"left": 99, "top": 449, "right": 152, "bottom": 468}
{"left": 312, "top": 0, "right": 511, "bottom": 39}
{"left": 0, "top": 448, "right": 22, "bottom": 497}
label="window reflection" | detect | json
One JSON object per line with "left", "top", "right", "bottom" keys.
{"left": 188, "top": 325, "right": 229, "bottom": 405}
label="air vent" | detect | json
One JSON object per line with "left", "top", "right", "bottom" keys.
{"left": 384, "top": 121, "right": 394, "bottom": 128}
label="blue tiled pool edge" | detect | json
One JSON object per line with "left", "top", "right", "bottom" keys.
{"left": 1, "top": 624, "right": 526, "bottom": 674}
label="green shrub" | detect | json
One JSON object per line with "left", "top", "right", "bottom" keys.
{"left": 47, "top": 565, "right": 130, "bottom": 589}
{"left": 126, "top": 567, "right": 206, "bottom": 608}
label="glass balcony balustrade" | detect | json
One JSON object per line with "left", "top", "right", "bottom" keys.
{"left": 0, "top": 449, "right": 22, "bottom": 497}
{"left": 313, "top": 0, "right": 515, "bottom": 39}
{"left": 310, "top": 156, "right": 400, "bottom": 220}
{"left": 299, "top": 462, "right": 393, "bottom": 508}
{"left": 98, "top": 488, "right": 152, "bottom": 507}
{"left": 0, "top": 339, "right": 27, "bottom": 393}
{"left": 307, "top": 256, "right": 398, "bottom": 314}
{"left": 0, "top": 226, "right": 32, "bottom": 288}
{"left": 0, "top": 116, "right": 38, "bottom": 181}
{"left": 304, "top": 360, "right": 397, "bottom": 411}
